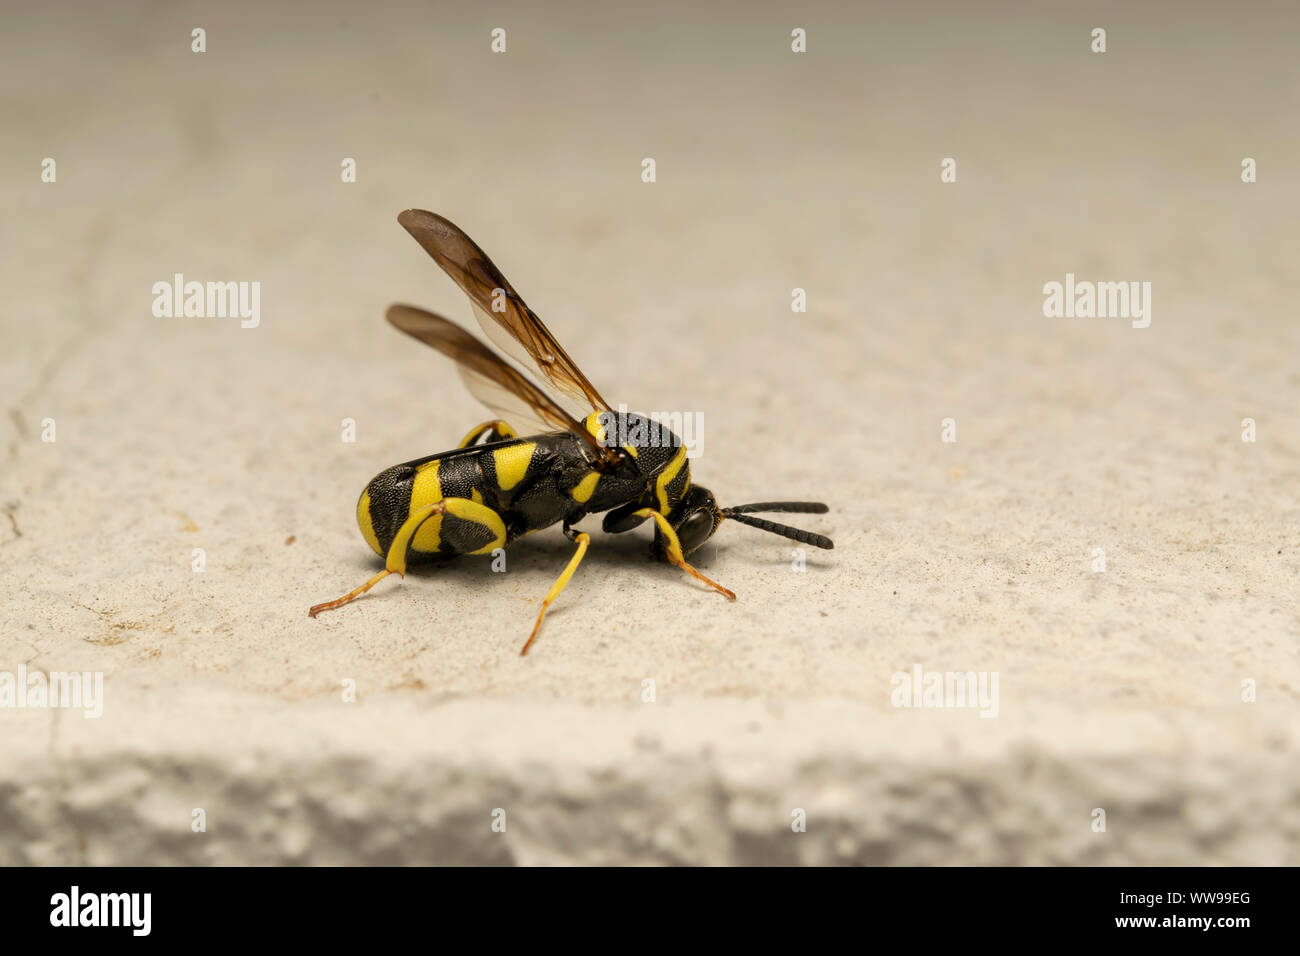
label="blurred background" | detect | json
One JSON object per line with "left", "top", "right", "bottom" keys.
{"left": 1, "top": 1, "right": 1297, "bottom": 864}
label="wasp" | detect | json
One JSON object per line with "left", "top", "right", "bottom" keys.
{"left": 309, "top": 210, "right": 834, "bottom": 654}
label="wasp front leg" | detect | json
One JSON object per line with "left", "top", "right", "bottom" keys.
{"left": 457, "top": 420, "right": 519, "bottom": 448}
{"left": 308, "top": 496, "right": 507, "bottom": 617}
{"left": 631, "top": 508, "right": 736, "bottom": 601}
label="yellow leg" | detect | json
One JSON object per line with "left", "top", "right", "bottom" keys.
{"left": 632, "top": 508, "right": 736, "bottom": 601}
{"left": 458, "top": 419, "right": 518, "bottom": 448}
{"left": 520, "top": 532, "right": 590, "bottom": 656}
{"left": 309, "top": 499, "right": 453, "bottom": 617}
{"left": 308, "top": 568, "right": 394, "bottom": 617}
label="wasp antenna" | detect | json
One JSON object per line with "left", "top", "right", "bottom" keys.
{"left": 722, "top": 501, "right": 829, "bottom": 516}
{"left": 724, "top": 512, "right": 834, "bottom": 550}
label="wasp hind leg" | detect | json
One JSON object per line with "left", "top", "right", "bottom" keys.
{"left": 457, "top": 419, "right": 519, "bottom": 448}
{"left": 632, "top": 508, "right": 736, "bottom": 601}
{"left": 308, "top": 497, "right": 507, "bottom": 618}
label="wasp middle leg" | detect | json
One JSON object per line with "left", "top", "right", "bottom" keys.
{"left": 519, "top": 525, "right": 591, "bottom": 657}
{"left": 457, "top": 419, "right": 519, "bottom": 448}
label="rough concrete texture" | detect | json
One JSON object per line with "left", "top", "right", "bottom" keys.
{"left": 2, "top": 1, "right": 1298, "bottom": 864}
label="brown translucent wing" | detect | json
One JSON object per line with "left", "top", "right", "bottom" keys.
{"left": 396, "top": 209, "right": 614, "bottom": 416}
{"left": 385, "top": 305, "right": 620, "bottom": 467}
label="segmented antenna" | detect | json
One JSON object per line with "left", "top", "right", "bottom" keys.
{"left": 720, "top": 502, "right": 834, "bottom": 550}
{"left": 722, "top": 502, "right": 829, "bottom": 516}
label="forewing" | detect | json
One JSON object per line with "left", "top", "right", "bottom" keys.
{"left": 385, "top": 305, "right": 619, "bottom": 467}
{"left": 396, "top": 209, "right": 614, "bottom": 415}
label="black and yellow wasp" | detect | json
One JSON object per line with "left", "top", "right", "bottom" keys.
{"left": 309, "top": 210, "right": 833, "bottom": 654}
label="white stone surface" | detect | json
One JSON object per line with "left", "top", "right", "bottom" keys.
{"left": 2, "top": 1, "right": 1297, "bottom": 864}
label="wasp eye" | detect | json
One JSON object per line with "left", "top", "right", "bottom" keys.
{"left": 676, "top": 508, "right": 717, "bottom": 555}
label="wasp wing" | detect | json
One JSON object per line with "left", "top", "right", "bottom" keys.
{"left": 385, "top": 305, "right": 620, "bottom": 467}
{"left": 395, "top": 209, "right": 615, "bottom": 417}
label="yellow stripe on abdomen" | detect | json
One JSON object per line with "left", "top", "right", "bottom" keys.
{"left": 410, "top": 459, "right": 444, "bottom": 552}
{"left": 493, "top": 442, "right": 535, "bottom": 491}
{"left": 356, "top": 490, "right": 383, "bottom": 556}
